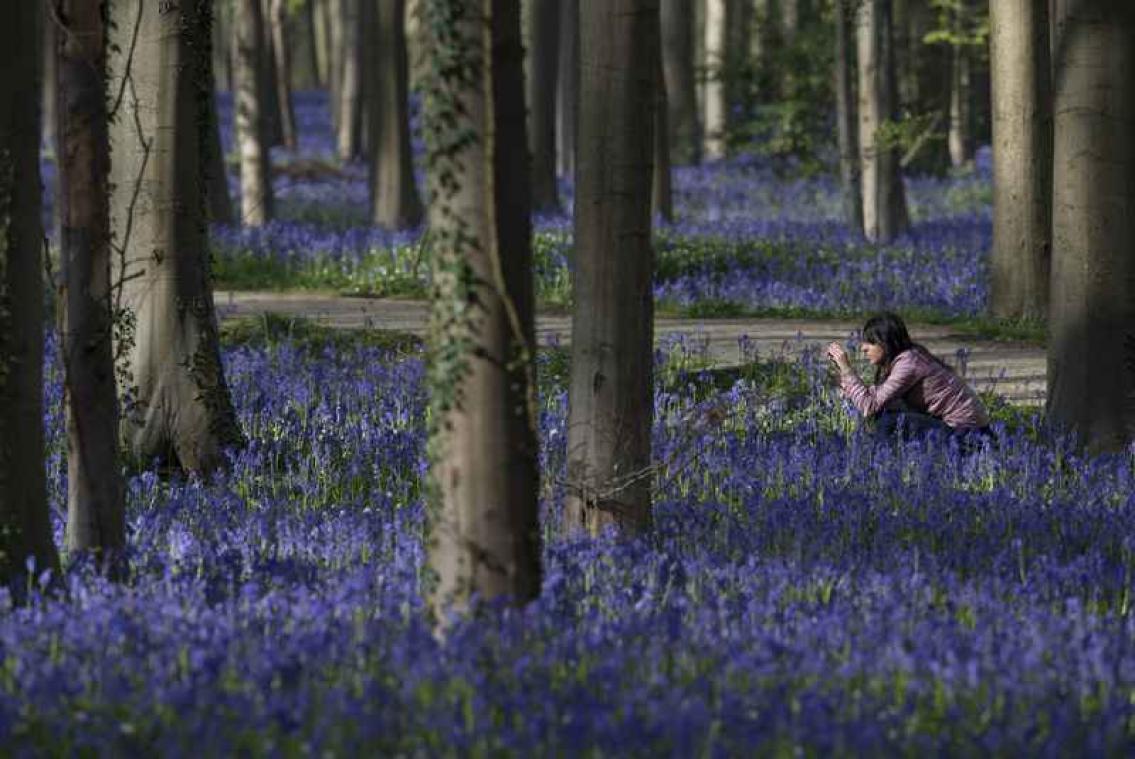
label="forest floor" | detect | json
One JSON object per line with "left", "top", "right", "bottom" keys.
{"left": 215, "top": 290, "right": 1047, "bottom": 406}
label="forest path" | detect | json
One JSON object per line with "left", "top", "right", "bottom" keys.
{"left": 215, "top": 291, "right": 1047, "bottom": 406}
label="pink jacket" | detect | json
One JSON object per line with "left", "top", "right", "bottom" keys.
{"left": 839, "top": 348, "right": 990, "bottom": 429}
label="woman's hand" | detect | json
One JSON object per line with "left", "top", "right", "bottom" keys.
{"left": 826, "top": 342, "right": 852, "bottom": 373}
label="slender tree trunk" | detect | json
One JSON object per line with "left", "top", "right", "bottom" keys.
{"left": 108, "top": 0, "right": 245, "bottom": 473}
{"left": 661, "top": 0, "right": 700, "bottom": 164}
{"left": 55, "top": 0, "right": 127, "bottom": 570}
{"left": 989, "top": 0, "right": 1050, "bottom": 322}
{"left": 653, "top": 46, "right": 673, "bottom": 222}
{"left": 44, "top": 11, "right": 59, "bottom": 157}
{"left": 236, "top": 0, "right": 274, "bottom": 226}
{"left": 723, "top": 0, "right": 751, "bottom": 132}
{"left": 555, "top": 0, "right": 578, "bottom": 179}
{"left": 258, "top": 0, "right": 283, "bottom": 146}
{"left": 290, "top": 0, "right": 321, "bottom": 90}
{"left": 369, "top": 0, "right": 422, "bottom": 228}
{"left": 270, "top": 0, "right": 298, "bottom": 150}
{"left": 205, "top": 68, "right": 234, "bottom": 224}
{"left": 703, "top": 0, "right": 726, "bottom": 158}
{"left": 834, "top": 0, "right": 862, "bottom": 233}
{"left": 1046, "top": 0, "right": 1135, "bottom": 452}
{"left": 336, "top": 0, "right": 363, "bottom": 159}
{"left": 856, "top": 0, "right": 908, "bottom": 243}
{"left": 0, "top": 1, "right": 61, "bottom": 595}
{"left": 565, "top": 0, "right": 657, "bottom": 537}
{"left": 422, "top": 0, "right": 541, "bottom": 618}
{"left": 328, "top": 0, "right": 344, "bottom": 133}
{"left": 948, "top": 42, "right": 973, "bottom": 167}
{"left": 528, "top": 0, "right": 560, "bottom": 212}
{"left": 314, "top": 0, "right": 331, "bottom": 88}
{"left": 213, "top": 0, "right": 232, "bottom": 91}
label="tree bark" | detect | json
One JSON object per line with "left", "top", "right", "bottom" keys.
{"left": 856, "top": 0, "right": 908, "bottom": 243}
{"left": 205, "top": 63, "right": 234, "bottom": 224}
{"left": 422, "top": 0, "right": 541, "bottom": 618}
{"left": 661, "top": 0, "right": 700, "bottom": 165}
{"left": 0, "top": 1, "right": 61, "bottom": 595}
{"left": 369, "top": 0, "right": 423, "bottom": 229}
{"left": 43, "top": 10, "right": 59, "bottom": 157}
{"left": 269, "top": 0, "right": 298, "bottom": 150}
{"left": 1046, "top": 0, "right": 1135, "bottom": 452}
{"left": 555, "top": 0, "right": 578, "bottom": 179}
{"left": 527, "top": 0, "right": 560, "bottom": 212}
{"left": 328, "top": 0, "right": 344, "bottom": 134}
{"left": 989, "top": 0, "right": 1050, "bottom": 322}
{"left": 703, "top": 0, "right": 726, "bottom": 158}
{"left": 834, "top": 0, "right": 862, "bottom": 233}
{"left": 564, "top": 0, "right": 657, "bottom": 537}
{"left": 314, "top": 0, "right": 331, "bottom": 89}
{"left": 213, "top": 0, "right": 233, "bottom": 91}
{"left": 108, "top": 0, "right": 245, "bottom": 473}
{"left": 55, "top": 0, "right": 127, "bottom": 570}
{"left": 653, "top": 46, "right": 673, "bottom": 222}
{"left": 236, "top": 0, "right": 274, "bottom": 226}
{"left": 336, "top": 0, "right": 364, "bottom": 159}
{"left": 290, "top": 0, "right": 322, "bottom": 90}
{"left": 948, "top": 42, "right": 973, "bottom": 167}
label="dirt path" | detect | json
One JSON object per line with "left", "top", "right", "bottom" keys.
{"left": 215, "top": 291, "right": 1047, "bottom": 405}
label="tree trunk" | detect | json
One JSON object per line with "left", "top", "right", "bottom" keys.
{"left": 653, "top": 46, "right": 673, "bottom": 222}
{"left": 948, "top": 42, "right": 973, "bottom": 167}
{"left": 213, "top": 0, "right": 232, "bottom": 91}
{"left": 528, "top": 0, "right": 560, "bottom": 212}
{"left": 856, "top": 0, "right": 908, "bottom": 243}
{"left": 236, "top": 0, "right": 274, "bottom": 226}
{"left": 989, "top": 0, "right": 1050, "bottom": 322}
{"left": 328, "top": 0, "right": 344, "bottom": 133}
{"left": 1046, "top": 0, "right": 1135, "bottom": 452}
{"left": 258, "top": 0, "right": 283, "bottom": 146}
{"left": 0, "top": 1, "right": 61, "bottom": 595}
{"left": 723, "top": 0, "right": 751, "bottom": 130}
{"left": 108, "top": 0, "right": 245, "bottom": 473}
{"left": 43, "top": 10, "right": 59, "bottom": 157}
{"left": 422, "top": 0, "right": 541, "bottom": 618}
{"left": 834, "top": 0, "right": 862, "bottom": 233}
{"left": 314, "top": 0, "right": 331, "bottom": 88}
{"left": 270, "top": 0, "right": 298, "bottom": 150}
{"left": 555, "top": 0, "right": 578, "bottom": 179}
{"left": 661, "top": 0, "right": 700, "bottom": 165}
{"left": 336, "top": 0, "right": 363, "bottom": 159}
{"left": 703, "top": 0, "right": 726, "bottom": 158}
{"left": 564, "top": 0, "right": 657, "bottom": 537}
{"left": 205, "top": 65, "right": 234, "bottom": 224}
{"left": 369, "top": 0, "right": 422, "bottom": 229}
{"left": 55, "top": 0, "right": 127, "bottom": 570}
{"left": 290, "top": 0, "right": 321, "bottom": 90}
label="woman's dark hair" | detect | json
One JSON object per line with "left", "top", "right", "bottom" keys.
{"left": 861, "top": 311, "right": 951, "bottom": 384}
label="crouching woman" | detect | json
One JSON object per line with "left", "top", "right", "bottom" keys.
{"left": 826, "top": 312, "right": 992, "bottom": 445}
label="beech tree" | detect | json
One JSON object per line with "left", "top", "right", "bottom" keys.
{"left": 55, "top": 0, "right": 126, "bottom": 568}
{"left": 660, "top": 0, "right": 700, "bottom": 165}
{"left": 336, "top": 0, "right": 364, "bottom": 159}
{"left": 0, "top": 1, "right": 60, "bottom": 593}
{"left": 564, "top": 0, "right": 657, "bottom": 536}
{"left": 1046, "top": 0, "right": 1135, "bottom": 451}
{"left": 856, "top": 0, "right": 909, "bottom": 242}
{"left": 703, "top": 0, "right": 727, "bottom": 158}
{"left": 555, "top": 0, "right": 578, "bottom": 179}
{"left": 422, "top": 0, "right": 542, "bottom": 616}
{"left": 369, "top": 0, "right": 423, "bottom": 229}
{"left": 527, "top": 0, "right": 560, "bottom": 213}
{"left": 235, "top": 0, "right": 275, "bottom": 226}
{"left": 269, "top": 0, "right": 298, "bottom": 150}
{"left": 834, "top": 0, "right": 863, "bottom": 233}
{"left": 989, "top": 0, "right": 1050, "bottom": 321}
{"left": 108, "top": 0, "right": 245, "bottom": 473}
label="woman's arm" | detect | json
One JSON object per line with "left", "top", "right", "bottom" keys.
{"left": 838, "top": 352, "right": 922, "bottom": 418}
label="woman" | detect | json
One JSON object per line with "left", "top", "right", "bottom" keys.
{"left": 826, "top": 312, "right": 992, "bottom": 444}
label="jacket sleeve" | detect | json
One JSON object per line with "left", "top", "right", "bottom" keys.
{"left": 839, "top": 353, "right": 922, "bottom": 418}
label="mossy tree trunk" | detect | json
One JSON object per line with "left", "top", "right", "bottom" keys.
{"left": 0, "top": 1, "right": 61, "bottom": 596}
{"left": 369, "top": 0, "right": 423, "bottom": 229}
{"left": 564, "top": 0, "right": 657, "bottom": 537}
{"left": 108, "top": 0, "right": 245, "bottom": 474}
{"left": 1046, "top": 0, "right": 1135, "bottom": 452}
{"left": 422, "top": 0, "right": 542, "bottom": 617}
{"left": 55, "top": 0, "right": 126, "bottom": 570}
